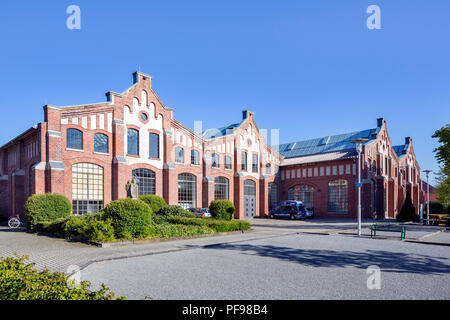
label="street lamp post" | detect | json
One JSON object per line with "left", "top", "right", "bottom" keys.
{"left": 423, "top": 170, "right": 432, "bottom": 226}
{"left": 351, "top": 138, "right": 369, "bottom": 237}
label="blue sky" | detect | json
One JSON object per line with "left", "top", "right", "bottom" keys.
{"left": 0, "top": 0, "right": 449, "bottom": 183}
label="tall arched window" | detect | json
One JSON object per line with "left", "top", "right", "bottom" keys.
{"left": 224, "top": 156, "right": 232, "bottom": 169}
{"left": 241, "top": 151, "right": 248, "bottom": 171}
{"left": 94, "top": 133, "right": 109, "bottom": 153}
{"left": 288, "top": 185, "right": 315, "bottom": 210}
{"left": 266, "top": 164, "right": 272, "bottom": 175}
{"left": 214, "top": 177, "right": 229, "bottom": 200}
{"left": 191, "top": 150, "right": 200, "bottom": 165}
{"left": 132, "top": 168, "right": 156, "bottom": 196}
{"left": 67, "top": 128, "right": 83, "bottom": 150}
{"left": 212, "top": 153, "right": 220, "bottom": 168}
{"left": 149, "top": 133, "right": 160, "bottom": 159}
{"left": 127, "top": 128, "right": 139, "bottom": 155}
{"left": 178, "top": 173, "right": 196, "bottom": 209}
{"left": 175, "top": 147, "right": 185, "bottom": 164}
{"left": 268, "top": 183, "right": 278, "bottom": 209}
{"left": 72, "top": 163, "right": 104, "bottom": 215}
{"left": 328, "top": 179, "right": 348, "bottom": 213}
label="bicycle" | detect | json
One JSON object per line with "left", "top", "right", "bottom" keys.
{"left": 8, "top": 216, "right": 25, "bottom": 229}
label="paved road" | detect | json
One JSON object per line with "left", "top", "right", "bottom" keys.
{"left": 1, "top": 218, "right": 449, "bottom": 300}
{"left": 82, "top": 233, "right": 450, "bottom": 300}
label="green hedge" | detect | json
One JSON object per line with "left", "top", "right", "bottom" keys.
{"left": 156, "top": 205, "right": 195, "bottom": 218}
{"left": 424, "top": 202, "right": 444, "bottom": 214}
{"left": 102, "top": 199, "right": 153, "bottom": 239}
{"left": 0, "top": 255, "right": 124, "bottom": 300}
{"left": 165, "top": 216, "right": 251, "bottom": 232}
{"left": 145, "top": 223, "right": 215, "bottom": 238}
{"left": 138, "top": 195, "right": 167, "bottom": 213}
{"left": 209, "top": 200, "right": 235, "bottom": 221}
{"left": 24, "top": 194, "right": 72, "bottom": 230}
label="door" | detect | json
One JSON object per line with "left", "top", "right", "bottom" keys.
{"left": 244, "top": 180, "right": 256, "bottom": 218}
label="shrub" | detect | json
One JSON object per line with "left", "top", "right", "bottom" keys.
{"left": 102, "top": 199, "right": 152, "bottom": 239}
{"left": 24, "top": 194, "right": 72, "bottom": 230}
{"left": 64, "top": 216, "right": 115, "bottom": 243}
{"left": 209, "top": 200, "right": 235, "bottom": 221}
{"left": 425, "top": 202, "right": 444, "bottom": 215}
{"left": 145, "top": 223, "right": 215, "bottom": 238}
{"left": 138, "top": 195, "right": 167, "bottom": 213}
{"left": 0, "top": 255, "right": 124, "bottom": 300}
{"left": 156, "top": 205, "right": 195, "bottom": 218}
{"left": 166, "top": 216, "right": 251, "bottom": 232}
{"left": 33, "top": 218, "right": 70, "bottom": 237}
{"left": 397, "top": 192, "right": 419, "bottom": 222}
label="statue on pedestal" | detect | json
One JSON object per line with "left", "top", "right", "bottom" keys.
{"left": 126, "top": 179, "right": 139, "bottom": 199}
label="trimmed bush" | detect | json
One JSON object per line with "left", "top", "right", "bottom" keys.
{"left": 424, "top": 202, "right": 444, "bottom": 215}
{"left": 166, "top": 216, "right": 251, "bottom": 232}
{"left": 0, "top": 255, "right": 124, "bottom": 300}
{"left": 397, "top": 192, "right": 419, "bottom": 222}
{"left": 209, "top": 200, "right": 235, "bottom": 221}
{"left": 64, "top": 216, "right": 115, "bottom": 243}
{"left": 102, "top": 199, "right": 152, "bottom": 239}
{"left": 145, "top": 223, "right": 215, "bottom": 238}
{"left": 138, "top": 195, "right": 167, "bottom": 213}
{"left": 156, "top": 205, "right": 195, "bottom": 218}
{"left": 24, "top": 194, "right": 72, "bottom": 230}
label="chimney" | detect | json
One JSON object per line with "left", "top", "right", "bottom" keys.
{"left": 242, "top": 110, "right": 254, "bottom": 120}
{"left": 405, "top": 137, "right": 411, "bottom": 146}
{"left": 377, "top": 118, "right": 385, "bottom": 128}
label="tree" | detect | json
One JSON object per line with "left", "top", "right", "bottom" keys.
{"left": 432, "top": 124, "right": 450, "bottom": 169}
{"left": 432, "top": 124, "right": 450, "bottom": 207}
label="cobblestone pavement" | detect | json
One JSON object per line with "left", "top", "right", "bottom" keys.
{"left": 0, "top": 219, "right": 448, "bottom": 274}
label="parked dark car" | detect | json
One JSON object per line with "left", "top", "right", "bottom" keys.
{"left": 269, "top": 201, "right": 314, "bottom": 220}
{"left": 188, "top": 208, "right": 211, "bottom": 217}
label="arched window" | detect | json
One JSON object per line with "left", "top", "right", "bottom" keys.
{"left": 175, "top": 147, "right": 185, "bottom": 164}
{"left": 244, "top": 180, "right": 256, "bottom": 196}
{"left": 178, "top": 173, "right": 196, "bottom": 209}
{"left": 132, "top": 168, "right": 156, "bottom": 196}
{"left": 72, "top": 163, "right": 104, "bottom": 215}
{"left": 191, "top": 150, "right": 200, "bottom": 165}
{"left": 328, "top": 180, "right": 348, "bottom": 213}
{"left": 94, "top": 133, "right": 109, "bottom": 153}
{"left": 67, "top": 128, "right": 83, "bottom": 150}
{"left": 288, "top": 185, "right": 315, "bottom": 210}
{"left": 224, "top": 156, "right": 232, "bottom": 170}
{"left": 127, "top": 128, "right": 139, "bottom": 155}
{"left": 372, "top": 160, "right": 377, "bottom": 173}
{"left": 214, "top": 177, "right": 229, "bottom": 200}
{"left": 268, "top": 183, "right": 278, "bottom": 209}
{"left": 212, "top": 153, "right": 220, "bottom": 168}
{"left": 266, "top": 163, "right": 272, "bottom": 175}
{"left": 149, "top": 133, "right": 160, "bottom": 159}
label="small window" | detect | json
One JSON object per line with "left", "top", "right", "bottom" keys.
{"left": 127, "top": 128, "right": 139, "bottom": 155}
{"left": 175, "top": 147, "right": 185, "bottom": 164}
{"left": 67, "top": 129, "right": 83, "bottom": 150}
{"left": 94, "top": 133, "right": 108, "bottom": 153}
{"left": 191, "top": 150, "right": 200, "bottom": 165}
{"left": 266, "top": 163, "right": 271, "bottom": 175}
{"left": 140, "top": 113, "right": 148, "bottom": 122}
{"left": 212, "top": 153, "right": 220, "bottom": 168}
{"left": 224, "top": 156, "right": 232, "bottom": 170}
{"left": 149, "top": 133, "right": 159, "bottom": 158}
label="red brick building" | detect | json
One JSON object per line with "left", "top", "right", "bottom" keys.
{"left": 0, "top": 71, "right": 423, "bottom": 220}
